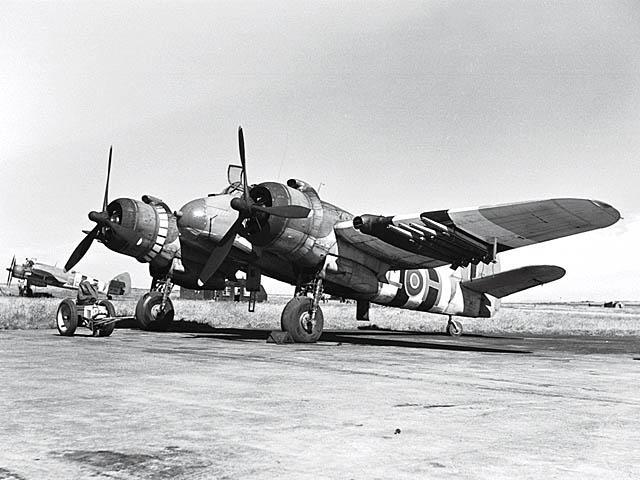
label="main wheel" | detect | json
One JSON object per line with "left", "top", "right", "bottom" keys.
{"left": 135, "top": 292, "right": 174, "bottom": 331}
{"left": 93, "top": 300, "right": 116, "bottom": 337}
{"left": 281, "top": 296, "right": 324, "bottom": 343}
{"left": 56, "top": 298, "right": 78, "bottom": 336}
{"left": 446, "top": 318, "right": 463, "bottom": 337}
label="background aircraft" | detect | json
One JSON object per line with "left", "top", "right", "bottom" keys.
{"left": 63, "top": 128, "right": 620, "bottom": 341}
{"left": 6, "top": 255, "right": 130, "bottom": 298}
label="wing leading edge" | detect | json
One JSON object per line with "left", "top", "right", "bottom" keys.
{"left": 339, "top": 198, "right": 619, "bottom": 270}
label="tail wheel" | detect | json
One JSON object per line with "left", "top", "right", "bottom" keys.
{"left": 56, "top": 298, "right": 78, "bottom": 336}
{"left": 135, "top": 292, "right": 174, "bottom": 331}
{"left": 446, "top": 318, "right": 463, "bottom": 337}
{"left": 281, "top": 296, "right": 323, "bottom": 343}
{"left": 93, "top": 300, "right": 116, "bottom": 337}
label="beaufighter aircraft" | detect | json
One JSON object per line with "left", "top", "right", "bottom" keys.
{"left": 63, "top": 129, "right": 620, "bottom": 341}
{"left": 6, "top": 256, "right": 130, "bottom": 298}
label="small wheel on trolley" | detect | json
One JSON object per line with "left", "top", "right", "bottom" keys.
{"left": 56, "top": 298, "right": 78, "bottom": 336}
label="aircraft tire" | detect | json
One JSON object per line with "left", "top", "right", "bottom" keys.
{"left": 281, "top": 296, "right": 323, "bottom": 343}
{"left": 446, "top": 319, "right": 463, "bottom": 337}
{"left": 94, "top": 300, "right": 116, "bottom": 337}
{"left": 135, "top": 292, "right": 174, "bottom": 331}
{"left": 56, "top": 298, "right": 78, "bottom": 336}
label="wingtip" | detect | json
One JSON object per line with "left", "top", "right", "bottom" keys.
{"left": 590, "top": 199, "right": 621, "bottom": 225}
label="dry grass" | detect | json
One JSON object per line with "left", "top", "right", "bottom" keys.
{"left": 1, "top": 295, "right": 640, "bottom": 336}
{"left": 0, "top": 297, "right": 62, "bottom": 329}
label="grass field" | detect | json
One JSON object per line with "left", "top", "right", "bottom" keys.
{"left": 1, "top": 293, "right": 640, "bottom": 336}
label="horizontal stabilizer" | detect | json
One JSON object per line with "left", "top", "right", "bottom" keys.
{"left": 460, "top": 265, "right": 565, "bottom": 298}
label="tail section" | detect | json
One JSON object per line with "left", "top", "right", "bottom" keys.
{"left": 461, "top": 265, "right": 565, "bottom": 299}
{"left": 106, "top": 272, "right": 131, "bottom": 296}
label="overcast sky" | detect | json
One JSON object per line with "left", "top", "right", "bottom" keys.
{"left": 1, "top": 0, "right": 639, "bottom": 301}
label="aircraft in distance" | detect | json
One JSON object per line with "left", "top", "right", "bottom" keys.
{"left": 6, "top": 256, "right": 130, "bottom": 298}
{"left": 63, "top": 129, "right": 620, "bottom": 341}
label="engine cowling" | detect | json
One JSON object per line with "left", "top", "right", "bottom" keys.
{"left": 103, "top": 197, "right": 179, "bottom": 269}
{"left": 242, "top": 180, "right": 351, "bottom": 268}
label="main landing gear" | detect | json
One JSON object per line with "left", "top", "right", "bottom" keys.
{"left": 18, "top": 283, "right": 33, "bottom": 297}
{"left": 446, "top": 316, "right": 463, "bottom": 337}
{"left": 281, "top": 275, "right": 324, "bottom": 343}
{"left": 135, "top": 276, "right": 175, "bottom": 330}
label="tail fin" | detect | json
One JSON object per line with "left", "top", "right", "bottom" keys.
{"left": 461, "top": 265, "right": 565, "bottom": 298}
{"left": 107, "top": 272, "right": 131, "bottom": 296}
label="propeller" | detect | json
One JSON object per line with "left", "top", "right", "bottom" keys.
{"left": 196, "top": 126, "right": 311, "bottom": 286}
{"left": 6, "top": 255, "right": 16, "bottom": 287}
{"left": 229, "top": 127, "right": 311, "bottom": 219}
{"left": 103, "top": 145, "right": 112, "bottom": 211}
{"left": 197, "top": 216, "right": 244, "bottom": 286}
{"left": 65, "top": 226, "right": 100, "bottom": 272}
{"left": 64, "top": 147, "right": 140, "bottom": 272}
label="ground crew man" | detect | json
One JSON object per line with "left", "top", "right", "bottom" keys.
{"left": 77, "top": 280, "right": 99, "bottom": 306}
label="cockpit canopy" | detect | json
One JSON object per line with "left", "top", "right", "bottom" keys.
{"left": 210, "top": 164, "right": 245, "bottom": 196}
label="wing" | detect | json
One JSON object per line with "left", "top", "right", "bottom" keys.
{"left": 336, "top": 198, "right": 620, "bottom": 270}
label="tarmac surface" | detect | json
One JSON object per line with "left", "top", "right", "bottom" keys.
{"left": 0, "top": 325, "right": 639, "bottom": 479}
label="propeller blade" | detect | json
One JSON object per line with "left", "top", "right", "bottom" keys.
{"left": 252, "top": 204, "right": 311, "bottom": 219}
{"left": 64, "top": 225, "right": 100, "bottom": 272}
{"left": 238, "top": 126, "right": 249, "bottom": 200}
{"left": 197, "top": 216, "right": 243, "bottom": 287}
{"left": 103, "top": 146, "right": 113, "bottom": 212}
{"left": 7, "top": 255, "right": 15, "bottom": 287}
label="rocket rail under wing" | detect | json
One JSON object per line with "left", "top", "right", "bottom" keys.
{"left": 337, "top": 198, "right": 620, "bottom": 271}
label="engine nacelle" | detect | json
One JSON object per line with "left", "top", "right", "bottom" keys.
{"left": 244, "top": 180, "right": 352, "bottom": 269}
{"left": 103, "top": 197, "right": 179, "bottom": 269}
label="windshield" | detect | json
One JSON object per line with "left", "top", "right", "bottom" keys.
{"left": 227, "top": 165, "right": 243, "bottom": 186}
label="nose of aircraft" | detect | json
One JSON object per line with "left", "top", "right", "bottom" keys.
{"left": 176, "top": 198, "right": 207, "bottom": 236}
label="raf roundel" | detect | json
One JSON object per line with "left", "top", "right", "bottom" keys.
{"left": 405, "top": 270, "right": 424, "bottom": 296}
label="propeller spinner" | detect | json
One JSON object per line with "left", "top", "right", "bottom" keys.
{"left": 197, "top": 127, "right": 311, "bottom": 286}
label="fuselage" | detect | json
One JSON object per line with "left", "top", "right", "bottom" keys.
{"left": 11, "top": 261, "right": 105, "bottom": 290}
{"left": 98, "top": 178, "right": 500, "bottom": 318}
{"left": 177, "top": 180, "right": 500, "bottom": 318}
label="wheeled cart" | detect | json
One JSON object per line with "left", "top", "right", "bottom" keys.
{"left": 56, "top": 298, "right": 121, "bottom": 337}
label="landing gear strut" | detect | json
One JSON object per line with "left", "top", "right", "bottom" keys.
{"left": 18, "top": 283, "right": 33, "bottom": 297}
{"left": 281, "top": 275, "right": 324, "bottom": 343}
{"left": 135, "top": 276, "right": 175, "bottom": 330}
{"left": 446, "top": 316, "right": 463, "bottom": 337}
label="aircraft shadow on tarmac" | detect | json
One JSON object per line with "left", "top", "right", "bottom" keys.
{"left": 154, "top": 322, "right": 531, "bottom": 354}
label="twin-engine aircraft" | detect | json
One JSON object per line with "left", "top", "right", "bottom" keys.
{"left": 6, "top": 256, "right": 131, "bottom": 298}
{"left": 64, "top": 128, "right": 620, "bottom": 341}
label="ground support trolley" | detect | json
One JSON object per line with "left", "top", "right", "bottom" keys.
{"left": 56, "top": 298, "right": 121, "bottom": 337}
